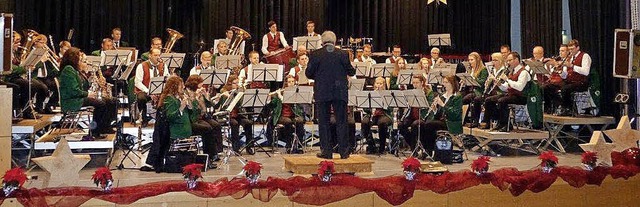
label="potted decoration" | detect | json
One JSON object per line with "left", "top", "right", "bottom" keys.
{"left": 402, "top": 157, "right": 421, "bottom": 180}
{"left": 471, "top": 156, "right": 491, "bottom": 175}
{"left": 243, "top": 161, "right": 262, "bottom": 185}
{"left": 182, "top": 164, "right": 203, "bottom": 189}
{"left": 2, "top": 168, "right": 28, "bottom": 197}
{"left": 91, "top": 167, "right": 114, "bottom": 192}
{"left": 318, "top": 160, "right": 335, "bottom": 182}
{"left": 539, "top": 151, "right": 558, "bottom": 173}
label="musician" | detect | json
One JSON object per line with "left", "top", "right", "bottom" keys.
{"left": 215, "top": 41, "right": 229, "bottom": 56}
{"left": 429, "top": 47, "right": 444, "bottom": 69}
{"left": 481, "top": 52, "right": 531, "bottom": 131}
{"left": 541, "top": 44, "right": 570, "bottom": 113}
{"left": 32, "top": 34, "right": 60, "bottom": 114}
{"left": 141, "top": 37, "right": 162, "bottom": 61}
{"left": 287, "top": 53, "right": 312, "bottom": 84}
{"left": 289, "top": 45, "right": 307, "bottom": 68}
{"left": 270, "top": 75, "right": 305, "bottom": 154}
{"left": 91, "top": 38, "right": 114, "bottom": 56}
{"left": 306, "top": 31, "right": 356, "bottom": 159}
{"left": 8, "top": 33, "right": 49, "bottom": 117}
{"left": 418, "top": 57, "right": 431, "bottom": 72}
{"left": 500, "top": 45, "right": 511, "bottom": 60}
{"left": 422, "top": 75, "right": 462, "bottom": 154}
{"left": 261, "top": 21, "right": 290, "bottom": 56}
{"left": 185, "top": 75, "right": 223, "bottom": 165}
{"left": 361, "top": 77, "right": 393, "bottom": 154}
{"left": 11, "top": 31, "right": 22, "bottom": 65}
{"left": 472, "top": 52, "right": 507, "bottom": 128}
{"left": 219, "top": 75, "right": 254, "bottom": 154}
{"left": 330, "top": 105, "right": 357, "bottom": 153}
{"left": 461, "top": 52, "right": 488, "bottom": 126}
{"left": 189, "top": 51, "right": 212, "bottom": 76}
{"left": 528, "top": 46, "right": 548, "bottom": 82}
{"left": 60, "top": 47, "right": 117, "bottom": 136}
{"left": 385, "top": 45, "right": 402, "bottom": 63}
{"left": 354, "top": 44, "right": 376, "bottom": 64}
{"left": 224, "top": 29, "right": 244, "bottom": 55}
{"left": 134, "top": 48, "right": 170, "bottom": 127}
{"left": 59, "top": 40, "right": 71, "bottom": 59}
{"left": 111, "top": 27, "right": 129, "bottom": 48}
{"left": 558, "top": 39, "right": 591, "bottom": 116}
{"left": 399, "top": 75, "right": 435, "bottom": 155}
{"left": 388, "top": 57, "right": 407, "bottom": 90}
{"left": 306, "top": 20, "right": 321, "bottom": 37}
{"left": 238, "top": 51, "right": 267, "bottom": 88}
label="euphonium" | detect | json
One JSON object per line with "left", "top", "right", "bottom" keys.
{"left": 228, "top": 26, "right": 251, "bottom": 55}
{"left": 163, "top": 28, "right": 184, "bottom": 53}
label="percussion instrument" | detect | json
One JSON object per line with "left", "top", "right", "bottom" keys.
{"left": 265, "top": 47, "right": 295, "bottom": 65}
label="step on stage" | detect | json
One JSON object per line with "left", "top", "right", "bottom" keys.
{"left": 283, "top": 154, "right": 375, "bottom": 176}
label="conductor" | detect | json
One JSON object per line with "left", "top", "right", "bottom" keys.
{"left": 306, "top": 31, "right": 356, "bottom": 159}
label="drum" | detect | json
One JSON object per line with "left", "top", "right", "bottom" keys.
{"left": 265, "top": 47, "right": 295, "bottom": 65}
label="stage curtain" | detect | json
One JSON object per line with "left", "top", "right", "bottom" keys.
{"left": 520, "top": 0, "right": 562, "bottom": 59}
{"left": 568, "top": 0, "right": 622, "bottom": 116}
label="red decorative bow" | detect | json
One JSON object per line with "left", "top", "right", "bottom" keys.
{"left": 471, "top": 156, "right": 491, "bottom": 172}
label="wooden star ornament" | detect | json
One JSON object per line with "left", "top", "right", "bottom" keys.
{"left": 580, "top": 131, "right": 616, "bottom": 166}
{"left": 603, "top": 115, "right": 640, "bottom": 151}
{"left": 31, "top": 138, "right": 91, "bottom": 187}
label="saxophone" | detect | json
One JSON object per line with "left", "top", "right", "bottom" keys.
{"left": 88, "top": 67, "right": 112, "bottom": 100}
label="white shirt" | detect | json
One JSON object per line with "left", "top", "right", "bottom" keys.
{"left": 189, "top": 64, "right": 213, "bottom": 76}
{"left": 135, "top": 61, "right": 169, "bottom": 93}
{"left": 261, "top": 32, "right": 289, "bottom": 55}
{"left": 238, "top": 62, "right": 263, "bottom": 85}
{"left": 570, "top": 51, "right": 591, "bottom": 76}
{"left": 354, "top": 56, "right": 377, "bottom": 64}
{"left": 37, "top": 61, "right": 48, "bottom": 78}
{"left": 499, "top": 65, "right": 531, "bottom": 92}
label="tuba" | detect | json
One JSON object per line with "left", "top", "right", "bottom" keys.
{"left": 228, "top": 26, "right": 251, "bottom": 55}
{"left": 163, "top": 28, "right": 184, "bottom": 53}
{"left": 20, "top": 29, "right": 39, "bottom": 64}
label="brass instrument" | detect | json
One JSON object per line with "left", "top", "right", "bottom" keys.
{"left": 228, "top": 26, "right": 252, "bottom": 55}
{"left": 20, "top": 29, "right": 39, "bottom": 64}
{"left": 87, "top": 64, "right": 112, "bottom": 100}
{"left": 42, "top": 45, "right": 61, "bottom": 71}
{"left": 163, "top": 28, "right": 184, "bottom": 53}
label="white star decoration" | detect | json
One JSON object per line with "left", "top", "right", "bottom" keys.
{"left": 31, "top": 138, "right": 91, "bottom": 187}
{"left": 428, "top": 0, "right": 448, "bottom": 6}
{"left": 603, "top": 116, "right": 640, "bottom": 151}
{"left": 580, "top": 131, "right": 616, "bottom": 166}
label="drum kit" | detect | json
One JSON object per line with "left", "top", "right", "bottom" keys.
{"left": 338, "top": 37, "right": 373, "bottom": 62}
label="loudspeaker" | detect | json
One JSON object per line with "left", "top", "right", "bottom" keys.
{"left": 0, "top": 13, "right": 13, "bottom": 73}
{"left": 613, "top": 29, "right": 640, "bottom": 79}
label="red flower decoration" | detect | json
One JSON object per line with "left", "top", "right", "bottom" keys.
{"left": 471, "top": 156, "right": 491, "bottom": 173}
{"left": 2, "top": 168, "right": 28, "bottom": 187}
{"left": 581, "top": 151, "right": 598, "bottom": 165}
{"left": 243, "top": 161, "right": 263, "bottom": 175}
{"left": 91, "top": 167, "right": 113, "bottom": 186}
{"left": 538, "top": 151, "right": 558, "bottom": 167}
{"left": 182, "top": 164, "right": 204, "bottom": 180}
{"left": 402, "top": 157, "right": 421, "bottom": 172}
{"left": 318, "top": 160, "right": 335, "bottom": 177}
{"left": 622, "top": 147, "right": 640, "bottom": 166}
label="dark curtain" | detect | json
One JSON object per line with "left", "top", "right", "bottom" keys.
{"left": 569, "top": 0, "right": 622, "bottom": 116}
{"left": 449, "top": 0, "right": 511, "bottom": 56}
{"left": 520, "top": 0, "right": 562, "bottom": 59}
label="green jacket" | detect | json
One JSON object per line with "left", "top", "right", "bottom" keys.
{"left": 59, "top": 65, "right": 89, "bottom": 112}
{"left": 5, "top": 64, "right": 26, "bottom": 81}
{"left": 473, "top": 67, "right": 489, "bottom": 95}
{"left": 91, "top": 50, "right": 102, "bottom": 57}
{"left": 435, "top": 94, "right": 463, "bottom": 134}
{"left": 163, "top": 96, "right": 198, "bottom": 140}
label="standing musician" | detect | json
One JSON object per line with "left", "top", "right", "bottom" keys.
{"left": 261, "top": 20, "right": 290, "bottom": 56}
{"left": 111, "top": 28, "right": 129, "bottom": 48}
{"left": 270, "top": 75, "right": 305, "bottom": 154}
{"left": 60, "top": 47, "right": 117, "bottom": 136}
{"left": 185, "top": 75, "right": 223, "bottom": 166}
{"left": 141, "top": 37, "right": 162, "bottom": 61}
{"left": 306, "top": 31, "right": 355, "bottom": 159}
{"left": 238, "top": 51, "right": 268, "bottom": 88}
{"left": 330, "top": 104, "right": 357, "bottom": 153}
{"left": 398, "top": 75, "right": 435, "bottom": 155}
{"left": 189, "top": 51, "right": 213, "bottom": 76}
{"left": 32, "top": 34, "right": 60, "bottom": 114}
{"left": 472, "top": 52, "right": 508, "bottom": 128}
{"left": 134, "top": 48, "right": 170, "bottom": 127}
{"left": 422, "top": 75, "right": 462, "bottom": 154}
{"left": 541, "top": 44, "right": 570, "bottom": 113}
{"left": 305, "top": 21, "right": 321, "bottom": 37}
{"left": 461, "top": 52, "right": 488, "bottom": 126}
{"left": 557, "top": 39, "right": 591, "bottom": 116}
{"left": 481, "top": 52, "right": 531, "bottom": 131}
{"left": 219, "top": 75, "right": 254, "bottom": 155}
{"left": 224, "top": 29, "right": 244, "bottom": 55}
{"left": 360, "top": 77, "right": 393, "bottom": 155}
{"left": 386, "top": 45, "right": 402, "bottom": 63}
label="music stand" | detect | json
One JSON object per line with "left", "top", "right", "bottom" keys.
{"left": 523, "top": 59, "right": 549, "bottom": 75}
{"left": 352, "top": 62, "right": 371, "bottom": 77}
{"left": 252, "top": 63, "right": 283, "bottom": 82}
{"left": 241, "top": 89, "right": 271, "bottom": 157}
{"left": 159, "top": 53, "right": 185, "bottom": 74}
{"left": 404, "top": 89, "right": 433, "bottom": 160}
{"left": 85, "top": 56, "right": 102, "bottom": 68}
{"left": 348, "top": 90, "right": 359, "bottom": 107}
{"left": 428, "top": 63, "right": 456, "bottom": 91}
{"left": 101, "top": 50, "right": 131, "bottom": 68}
{"left": 427, "top": 33, "right": 451, "bottom": 47}
{"left": 456, "top": 73, "right": 480, "bottom": 88}
{"left": 398, "top": 70, "right": 424, "bottom": 85}
{"left": 293, "top": 36, "right": 322, "bottom": 50}
{"left": 356, "top": 91, "right": 386, "bottom": 110}
{"left": 19, "top": 47, "right": 46, "bottom": 119}
{"left": 405, "top": 64, "right": 419, "bottom": 70}
{"left": 215, "top": 55, "right": 242, "bottom": 70}
{"left": 282, "top": 86, "right": 313, "bottom": 153}
{"left": 201, "top": 68, "right": 229, "bottom": 87}
{"left": 371, "top": 63, "right": 395, "bottom": 78}
{"left": 349, "top": 79, "right": 365, "bottom": 90}
{"left": 148, "top": 76, "right": 167, "bottom": 95}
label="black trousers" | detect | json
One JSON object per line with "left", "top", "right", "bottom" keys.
{"left": 192, "top": 118, "right": 223, "bottom": 157}
{"left": 83, "top": 97, "right": 117, "bottom": 134}
{"left": 422, "top": 120, "right": 447, "bottom": 152}
{"left": 136, "top": 92, "right": 152, "bottom": 121}
{"left": 330, "top": 113, "right": 356, "bottom": 151}
{"left": 541, "top": 82, "right": 563, "bottom": 113}
{"left": 399, "top": 117, "right": 426, "bottom": 150}
{"left": 316, "top": 99, "right": 349, "bottom": 155}
{"left": 462, "top": 92, "right": 479, "bottom": 124}
{"left": 561, "top": 81, "right": 589, "bottom": 110}
{"left": 230, "top": 115, "right": 253, "bottom": 151}
{"left": 277, "top": 116, "right": 305, "bottom": 148}
{"left": 361, "top": 114, "right": 392, "bottom": 153}
{"left": 12, "top": 77, "right": 48, "bottom": 113}
{"left": 37, "top": 77, "right": 59, "bottom": 109}
{"left": 484, "top": 93, "right": 527, "bottom": 126}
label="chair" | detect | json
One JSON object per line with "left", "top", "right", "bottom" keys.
{"left": 573, "top": 90, "right": 597, "bottom": 116}
{"left": 508, "top": 104, "right": 531, "bottom": 129}
{"left": 54, "top": 106, "right": 94, "bottom": 134}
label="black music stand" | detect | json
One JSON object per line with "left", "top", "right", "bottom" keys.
{"left": 427, "top": 34, "right": 451, "bottom": 47}
{"left": 201, "top": 68, "right": 229, "bottom": 88}
{"left": 241, "top": 88, "right": 271, "bottom": 157}
{"left": 404, "top": 89, "right": 433, "bottom": 160}
{"left": 215, "top": 55, "right": 242, "bottom": 71}
{"left": 371, "top": 63, "right": 395, "bottom": 78}
{"left": 398, "top": 70, "right": 423, "bottom": 86}
{"left": 282, "top": 86, "right": 313, "bottom": 153}
{"left": 18, "top": 47, "right": 46, "bottom": 119}
{"left": 524, "top": 60, "right": 550, "bottom": 76}
{"left": 428, "top": 63, "right": 456, "bottom": 92}
{"left": 355, "top": 91, "right": 387, "bottom": 154}
{"left": 159, "top": 53, "right": 185, "bottom": 74}
{"left": 349, "top": 79, "right": 365, "bottom": 90}
{"left": 352, "top": 62, "right": 371, "bottom": 77}
{"left": 456, "top": 73, "right": 480, "bottom": 89}
{"left": 379, "top": 90, "right": 409, "bottom": 157}
{"left": 293, "top": 36, "right": 322, "bottom": 50}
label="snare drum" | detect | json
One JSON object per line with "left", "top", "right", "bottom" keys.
{"left": 265, "top": 47, "right": 295, "bottom": 65}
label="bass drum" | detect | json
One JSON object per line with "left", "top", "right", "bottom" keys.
{"left": 265, "top": 47, "right": 295, "bottom": 65}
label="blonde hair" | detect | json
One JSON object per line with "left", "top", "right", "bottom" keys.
{"left": 490, "top": 52, "right": 505, "bottom": 69}
{"left": 468, "top": 52, "right": 485, "bottom": 78}
{"left": 392, "top": 57, "right": 406, "bottom": 77}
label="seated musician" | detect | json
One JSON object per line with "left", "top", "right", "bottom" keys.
{"left": 59, "top": 40, "right": 72, "bottom": 59}
{"left": 288, "top": 45, "right": 306, "bottom": 68}
{"left": 59, "top": 47, "right": 117, "bottom": 136}
{"left": 111, "top": 27, "right": 129, "bottom": 48}
{"left": 224, "top": 29, "right": 245, "bottom": 55}
{"left": 287, "top": 53, "right": 313, "bottom": 85}
{"left": 238, "top": 51, "right": 267, "bottom": 88}
{"left": 461, "top": 52, "right": 488, "bottom": 126}
{"left": 500, "top": 45, "right": 511, "bottom": 60}
{"left": 134, "top": 48, "right": 170, "bottom": 127}
{"left": 141, "top": 37, "right": 162, "bottom": 61}
{"left": 305, "top": 20, "right": 321, "bottom": 37}
{"left": 398, "top": 75, "right": 435, "bottom": 156}
{"left": 558, "top": 39, "right": 591, "bottom": 116}
{"left": 472, "top": 52, "right": 508, "bottom": 127}
{"left": 481, "top": 52, "right": 531, "bottom": 131}
{"left": 189, "top": 51, "right": 213, "bottom": 75}
{"left": 422, "top": 75, "right": 462, "bottom": 155}
{"left": 385, "top": 45, "right": 402, "bottom": 63}
{"left": 219, "top": 75, "right": 254, "bottom": 154}
{"left": 261, "top": 20, "right": 290, "bottom": 56}
{"left": 429, "top": 47, "right": 445, "bottom": 69}
{"left": 418, "top": 57, "right": 431, "bottom": 73}
{"left": 214, "top": 41, "right": 229, "bottom": 57}
{"left": 270, "top": 75, "right": 305, "bottom": 154}
{"left": 541, "top": 44, "right": 570, "bottom": 114}
{"left": 354, "top": 44, "right": 376, "bottom": 64}
{"left": 185, "top": 75, "right": 223, "bottom": 167}
{"left": 32, "top": 34, "right": 60, "bottom": 114}
{"left": 91, "top": 38, "right": 114, "bottom": 56}
{"left": 388, "top": 57, "right": 407, "bottom": 90}
{"left": 7, "top": 33, "right": 49, "bottom": 117}
{"left": 361, "top": 77, "right": 393, "bottom": 154}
